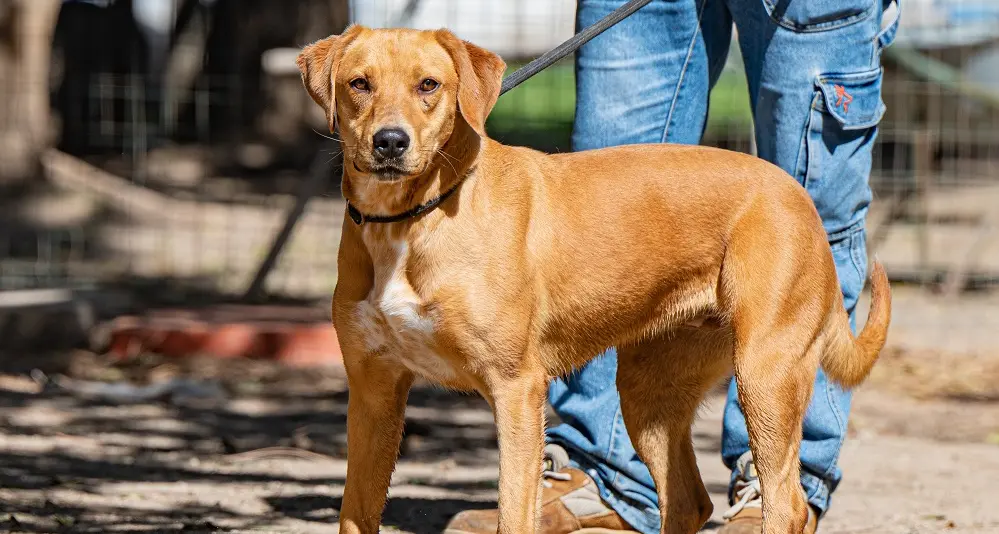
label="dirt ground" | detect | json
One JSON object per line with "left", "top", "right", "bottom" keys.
{"left": 1, "top": 287, "right": 999, "bottom": 534}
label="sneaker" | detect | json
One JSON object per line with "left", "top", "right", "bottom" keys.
{"left": 719, "top": 452, "right": 818, "bottom": 534}
{"left": 443, "top": 443, "right": 640, "bottom": 533}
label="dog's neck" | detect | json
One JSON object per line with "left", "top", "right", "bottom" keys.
{"left": 340, "top": 126, "right": 481, "bottom": 223}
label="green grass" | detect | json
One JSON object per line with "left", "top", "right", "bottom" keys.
{"left": 486, "top": 60, "right": 576, "bottom": 151}
{"left": 707, "top": 67, "right": 754, "bottom": 132}
{"left": 491, "top": 60, "right": 577, "bottom": 127}
{"left": 485, "top": 59, "right": 754, "bottom": 152}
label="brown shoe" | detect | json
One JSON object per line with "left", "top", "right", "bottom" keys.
{"left": 719, "top": 506, "right": 817, "bottom": 534}
{"left": 444, "top": 444, "right": 639, "bottom": 534}
{"left": 719, "top": 453, "right": 818, "bottom": 534}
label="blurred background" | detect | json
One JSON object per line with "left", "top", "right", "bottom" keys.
{"left": 0, "top": 0, "right": 997, "bottom": 309}
{"left": 0, "top": 1, "right": 997, "bottom": 532}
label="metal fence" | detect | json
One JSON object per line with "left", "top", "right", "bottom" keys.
{"left": 1, "top": 0, "right": 997, "bottom": 309}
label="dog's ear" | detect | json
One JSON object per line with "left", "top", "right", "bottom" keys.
{"left": 435, "top": 30, "right": 507, "bottom": 138}
{"left": 297, "top": 25, "right": 362, "bottom": 131}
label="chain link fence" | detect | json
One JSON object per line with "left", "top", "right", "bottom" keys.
{"left": 1, "top": 0, "right": 996, "bottom": 309}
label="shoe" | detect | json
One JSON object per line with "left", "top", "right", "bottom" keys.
{"left": 719, "top": 452, "right": 819, "bottom": 534}
{"left": 443, "top": 443, "right": 640, "bottom": 533}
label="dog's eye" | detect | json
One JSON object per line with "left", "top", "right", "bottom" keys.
{"left": 419, "top": 78, "right": 439, "bottom": 93}
{"left": 349, "top": 78, "right": 369, "bottom": 91}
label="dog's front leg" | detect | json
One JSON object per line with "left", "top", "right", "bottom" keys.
{"left": 488, "top": 370, "right": 549, "bottom": 534}
{"left": 338, "top": 354, "right": 414, "bottom": 534}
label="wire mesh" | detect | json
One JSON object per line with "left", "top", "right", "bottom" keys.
{"left": 0, "top": 0, "right": 996, "bottom": 304}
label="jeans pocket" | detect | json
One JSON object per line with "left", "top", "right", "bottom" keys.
{"left": 799, "top": 67, "right": 885, "bottom": 195}
{"left": 816, "top": 67, "right": 886, "bottom": 130}
{"left": 761, "top": 0, "right": 878, "bottom": 32}
{"left": 877, "top": 0, "right": 901, "bottom": 50}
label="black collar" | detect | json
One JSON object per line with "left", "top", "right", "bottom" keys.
{"left": 346, "top": 174, "right": 468, "bottom": 226}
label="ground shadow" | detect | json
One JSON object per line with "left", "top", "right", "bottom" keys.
{"left": 0, "top": 354, "right": 505, "bottom": 531}
{"left": 1, "top": 498, "right": 271, "bottom": 533}
{"left": 0, "top": 351, "right": 741, "bottom": 532}
{"left": 266, "top": 494, "right": 499, "bottom": 534}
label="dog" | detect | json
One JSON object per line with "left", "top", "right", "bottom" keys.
{"left": 296, "top": 25, "right": 891, "bottom": 534}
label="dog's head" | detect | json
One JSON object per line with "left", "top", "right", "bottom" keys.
{"left": 297, "top": 26, "right": 506, "bottom": 182}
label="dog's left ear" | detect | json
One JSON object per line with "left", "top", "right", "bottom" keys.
{"left": 297, "top": 25, "right": 363, "bottom": 131}
{"left": 435, "top": 30, "right": 507, "bottom": 138}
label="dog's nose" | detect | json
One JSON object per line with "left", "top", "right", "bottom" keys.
{"left": 372, "top": 128, "right": 410, "bottom": 159}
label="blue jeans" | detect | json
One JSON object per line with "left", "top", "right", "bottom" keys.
{"left": 546, "top": 1, "right": 900, "bottom": 532}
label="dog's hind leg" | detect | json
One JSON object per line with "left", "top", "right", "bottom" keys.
{"left": 730, "top": 335, "right": 820, "bottom": 534}
{"left": 722, "top": 219, "right": 827, "bottom": 534}
{"left": 616, "top": 328, "right": 732, "bottom": 534}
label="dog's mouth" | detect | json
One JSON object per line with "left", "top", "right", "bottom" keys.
{"left": 353, "top": 160, "right": 422, "bottom": 182}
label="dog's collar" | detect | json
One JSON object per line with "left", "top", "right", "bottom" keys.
{"left": 346, "top": 171, "right": 470, "bottom": 226}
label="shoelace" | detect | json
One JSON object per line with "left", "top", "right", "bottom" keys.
{"left": 541, "top": 457, "right": 572, "bottom": 489}
{"left": 721, "top": 476, "right": 762, "bottom": 520}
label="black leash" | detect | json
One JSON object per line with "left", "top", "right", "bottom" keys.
{"left": 499, "top": 0, "right": 655, "bottom": 96}
{"left": 342, "top": 0, "right": 656, "bottom": 227}
{"left": 245, "top": 0, "right": 655, "bottom": 296}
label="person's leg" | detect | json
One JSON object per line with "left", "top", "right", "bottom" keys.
{"left": 720, "top": 0, "right": 900, "bottom": 523}
{"left": 545, "top": 1, "right": 731, "bottom": 533}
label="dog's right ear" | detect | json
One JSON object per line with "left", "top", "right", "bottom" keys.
{"left": 296, "top": 26, "right": 362, "bottom": 131}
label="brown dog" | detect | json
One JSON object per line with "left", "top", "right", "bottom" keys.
{"left": 297, "top": 25, "right": 891, "bottom": 534}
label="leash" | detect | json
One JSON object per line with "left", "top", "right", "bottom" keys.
{"left": 244, "top": 0, "right": 654, "bottom": 298}
{"left": 499, "top": 0, "right": 655, "bottom": 96}
{"left": 342, "top": 0, "right": 656, "bottom": 227}
{"left": 342, "top": 0, "right": 657, "bottom": 227}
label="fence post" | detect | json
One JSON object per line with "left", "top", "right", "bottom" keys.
{"left": 912, "top": 129, "right": 934, "bottom": 285}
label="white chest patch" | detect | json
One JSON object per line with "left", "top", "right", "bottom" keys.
{"left": 354, "top": 238, "right": 457, "bottom": 382}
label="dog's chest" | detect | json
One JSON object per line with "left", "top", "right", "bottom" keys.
{"left": 354, "top": 238, "right": 457, "bottom": 382}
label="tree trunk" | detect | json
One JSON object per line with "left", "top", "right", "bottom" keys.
{"left": 0, "top": 0, "right": 60, "bottom": 184}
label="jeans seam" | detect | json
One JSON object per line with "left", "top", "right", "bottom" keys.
{"left": 822, "top": 230, "right": 853, "bottom": 480}
{"left": 801, "top": 471, "right": 830, "bottom": 513}
{"left": 762, "top": 0, "right": 879, "bottom": 33}
{"left": 849, "top": 226, "right": 868, "bottom": 280}
{"left": 660, "top": 0, "right": 708, "bottom": 143}
{"left": 827, "top": 218, "right": 867, "bottom": 244}
{"left": 875, "top": 0, "right": 900, "bottom": 52}
{"left": 797, "top": 94, "right": 820, "bottom": 189}
{"left": 605, "top": 404, "right": 623, "bottom": 465}
{"left": 803, "top": 472, "right": 823, "bottom": 501}
{"left": 870, "top": 29, "right": 879, "bottom": 66}
{"left": 822, "top": 378, "right": 847, "bottom": 479}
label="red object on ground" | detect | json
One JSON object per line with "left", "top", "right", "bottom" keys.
{"left": 275, "top": 324, "right": 341, "bottom": 367}
{"left": 103, "top": 305, "right": 343, "bottom": 366}
{"left": 200, "top": 323, "right": 263, "bottom": 359}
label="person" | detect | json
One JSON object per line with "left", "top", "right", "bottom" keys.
{"left": 445, "top": 0, "right": 900, "bottom": 532}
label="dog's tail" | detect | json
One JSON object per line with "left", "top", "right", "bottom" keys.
{"left": 821, "top": 260, "right": 892, "bottom": 389}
